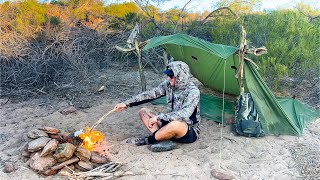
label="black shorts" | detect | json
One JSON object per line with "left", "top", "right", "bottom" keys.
{"left": 161, "top": 121, "right": 198, "bottom": 143}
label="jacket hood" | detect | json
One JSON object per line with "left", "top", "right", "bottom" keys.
{"left": 167, "top": 61, "right": 191, "bottom": 89}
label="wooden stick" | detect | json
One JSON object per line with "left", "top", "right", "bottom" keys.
{"left": 89, "top": 109, "right": 116, "bottom": 132}
{"left": 44, "top": 157, "right": 80, "bottom": 175}
{"left": 51, "top": 157, "right": 79, "bottom": 171}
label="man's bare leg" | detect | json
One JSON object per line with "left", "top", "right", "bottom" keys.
{"left": 154, "top": 121, "right": 188, "bottom": 141}
{"left": 138, "top": 108, "right": 188, "bottom": 142}
{"left": 138, "top": 108, "right": 161, "bottom": 133}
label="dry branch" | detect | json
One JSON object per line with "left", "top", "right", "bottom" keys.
{"left": 115, "top": 40, "right": 149, "bottom": 52}
{"left": 65, "top": 162, "right": 125, "bottom": 180}
{"left": 174, "top": 0, "right": 193, "bottom": 33}
{"left": 52, "top": 157, "right": 80, "bottom": 171}
{"left": 200, "top": 7, "right": 240, "bottom": 25}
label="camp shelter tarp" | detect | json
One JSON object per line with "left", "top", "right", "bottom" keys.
{"left": 244, "top": 62, "right": 319, "bottom": 135}
{"left": 143, "top": 33, "right": 240, "bottom": 95}
{"left": 143, "top": 33, "right": 320, "bottom": 136}
{"left": 152, "top": 94, "right": 234, "bottom": 123}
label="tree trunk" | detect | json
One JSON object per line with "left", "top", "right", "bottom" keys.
{"left": 163, "top": 51, "right": 168, "bottom": 67}
{"left": 135, "top": 38, "right": 146, "bottom": 91}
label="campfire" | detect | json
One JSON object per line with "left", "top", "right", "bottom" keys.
{"left": 23, "top": 126, "right": 121, "bottom": 178}
{"left": 79, "top": 128, "right": 104, "bottom": 151}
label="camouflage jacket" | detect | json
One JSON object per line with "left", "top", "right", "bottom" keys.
{"left": 122, "top": 61, "right": 200, "bottom": 136}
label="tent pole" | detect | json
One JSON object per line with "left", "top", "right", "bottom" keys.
{"left": 236, "top": 26, "right": 247, "bottom": 95}
{"left": 218, "top": 60, "right": 227, "bottom": 168}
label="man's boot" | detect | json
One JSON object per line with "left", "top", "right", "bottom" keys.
{"left": 149, "top": 140, "right": 177, "bottom": 152}
{"left": 126, "top": 137, "right": 149, "bottom": 146}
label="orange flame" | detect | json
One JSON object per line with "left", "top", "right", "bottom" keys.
{"left": 79, "top": 127, "right": 104, "bottom": 151}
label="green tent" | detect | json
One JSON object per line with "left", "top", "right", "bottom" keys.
{"left": 143, "top": 33, "right": 319, "bottom": 136}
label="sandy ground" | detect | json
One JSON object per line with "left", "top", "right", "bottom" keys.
{"left": 0, "top": 68, "right": 319, "bottom": 180}
{"left": 0, "top": 94, "right": 319, "bottom": 180}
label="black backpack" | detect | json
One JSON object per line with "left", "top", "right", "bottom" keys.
{"left": 233, "top": 93, "right": 265, "bottom": 137}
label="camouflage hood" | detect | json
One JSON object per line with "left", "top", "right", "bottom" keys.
{"left": 167, "top": 61, "right": 191, "bottom": 90}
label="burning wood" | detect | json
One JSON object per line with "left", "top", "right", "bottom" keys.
{"left": 78, "top": 128, "right": 104, "bottom": 151}
{"left": 24, "top": 126, "right": 113, "bottom": 177}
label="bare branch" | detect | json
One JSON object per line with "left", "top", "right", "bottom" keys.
{"left": 200, "top": 7, "right": 240, "bottom": 25}
{"left": 115, "top": 40, "right": 149, "bottom": 52}
{"left": 174, "top": 0, "right": 193, "bottom": 33}
{"left": 297, "top": 7, "right": 320, "bottom": 22}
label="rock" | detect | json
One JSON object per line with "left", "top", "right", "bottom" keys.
{"left": 75, "top": 146, "right": 91, "bottom": 162}
{"left": 53, "top": 143, "right": 76, "bottom": 162}
{"left": 22, "top": 150, "right": 31, "bottom": 158}
{"left": 97, "top": 85, "right": 105, "bottom": 92}
{"left": 22, "top": 150, "right": 30, "bottom": 163}
{"left": 60, "top": 106, "right": 77, "bottom": 115}
{"left": 40, "top": 139, "right": 58, "bottom": 157}
{"left": 27, "top": 129, "right": 49, "bottom": 139}
{"left": 59, "top": 132, "right": 74, "bottom": 143}
{"left": 90, "top": 151, "right": 110, "bottom": 164}
{"left": 211, "top": 168, "right": 234, "bottom": 180}
{"left": 29, "top": 152, "right": 56, "bottom": 173}
{"left": 3, "top": 162, "right": 15, "bottom": 173}
{"left": 74, "top": 163, "right": 86, "bottom": 172}
{"left": 28, "top": 137, "right": 51, "bottom": 152}
{"left": 48, "top": 134, "right": 60, "bottom": 140}
{"left": 91, "top": 162, "right": 101, "bottom": 169}
{"left": 78, "top": 161, "right": 93, "bottom": 171}
{"left": 38, "top": 127, "right": 60, "bottom": 135}
{"left": 23, "top": 159, "right": 30, "bottom": 167}
{"left": 93, "top": 141, "right": 112, "bottom": 157}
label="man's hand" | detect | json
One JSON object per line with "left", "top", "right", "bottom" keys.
{"left": 114, "top": 103, "right": 126, "bottom": 111}
{"left": 148, "top": 116, "right": 158, "bottom": 128}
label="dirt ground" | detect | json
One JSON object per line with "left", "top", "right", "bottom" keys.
{"left": 0, "top": 69, "right": 319, "bottom": 180}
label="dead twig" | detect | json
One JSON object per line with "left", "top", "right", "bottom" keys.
{"left": 65, "top": 162, "right": 130, "bottom": 180}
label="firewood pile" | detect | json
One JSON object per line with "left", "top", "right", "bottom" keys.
{"left": 22, "top": 126, "right": 122, "bottom": 178}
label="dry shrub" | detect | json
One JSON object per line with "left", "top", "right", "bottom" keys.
{"left": 0, "top": 24, "right": 165, "bottom": 104}
{"left": 0, "top": 26, "right": 127, "bottom": 99}
{"left": 0, "top": 32, "right": 32, "bottom": 62}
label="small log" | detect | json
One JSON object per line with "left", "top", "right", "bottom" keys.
{"left": 53, "top": 143, "right": 76, "bottom": 162}
{"left": 57, "top": 165, "right": 74, "bottom": 176}
{"left": 44, "top": 157, "right": 79, "bottom": 175}
{"left": 43, "top": 169, "right": 58, "bottom": 176}
{"left": 74, "top": 146, "right": 91, "bottom": 162}
{"left": 38, "top": 127, "right": 60, "bottom": 134}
